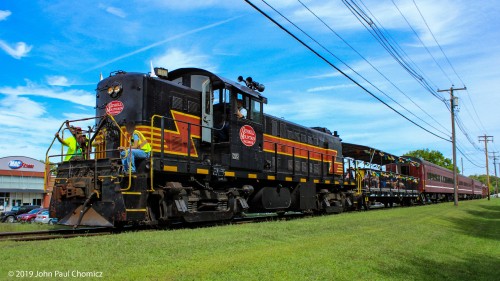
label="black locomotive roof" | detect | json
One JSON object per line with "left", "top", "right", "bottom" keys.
{"left": 169, "top": 67, "right": 267, "bottom": 103}
{"left": 342, "top": 142, "right": 418, "bottom": 166}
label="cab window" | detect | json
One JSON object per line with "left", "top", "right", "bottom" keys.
{"left": 250, "top": 99, "right": 262, "bottom": 123}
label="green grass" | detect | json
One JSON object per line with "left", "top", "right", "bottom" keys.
{"left": 1, "top": 199, "right": 499, "bottom": 281}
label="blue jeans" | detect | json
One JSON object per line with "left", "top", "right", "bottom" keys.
{"left": 121, "top": 149, "right": 149, "bottom": 172}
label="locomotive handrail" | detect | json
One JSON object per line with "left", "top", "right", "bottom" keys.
{"left": 44, "top": 121, "right": 69, "bottom": 191}
{"left": 149, "top": 114, "right": 214, "bottom": 192}
{"left": 44, "top": 117, "right": 103, "bottom": 191}
{"left": 356, "top": 170, "right": 363, "bottom": 195}
{"left": 149, "top": 114, "right": 167, "bottom": 192}
{"left": 106, "top": 114, "right": 134, "bottom": 191}
{"left": 262, "top": 138, "right": 340, "bottom": 182}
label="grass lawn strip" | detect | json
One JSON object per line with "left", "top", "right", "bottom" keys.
{"left": 1, "top": 199, "right": 498, "bottom": 281}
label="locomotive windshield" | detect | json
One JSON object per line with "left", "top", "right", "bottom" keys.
{"left": 231, "top": 92, "right": 263, "bottom": 124}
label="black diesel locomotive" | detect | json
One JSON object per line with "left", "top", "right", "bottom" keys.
{"left": 48, "top": 67, "right": 485, "bottom": 227}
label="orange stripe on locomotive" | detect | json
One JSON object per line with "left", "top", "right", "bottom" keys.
{"left": 263, "top": 134, "right": 343, "bottom": 174}
{"left": 120, "top": 110, "right": 201, "bottom": 158}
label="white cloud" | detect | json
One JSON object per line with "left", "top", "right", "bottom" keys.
{"left": 0, "top": 80, "right": 95, "bottom": 107}
{"left": 307, "top": 84, "right": 355, "bottom": 92}
{"left": 0, "top": 10, "right": 11, "bottom": 21}
{"left": 105, "top": 7, "right": 126, "bottom": 18}
{"left": 153, "top": 48, "right": 216, "bottom": 72}
{"left": 0, "top": 95, "right": 46, "bottom": 119}
{"left": 0, "top": 93, "right": 95, "bottom": 160}
{"left": 306, "top": 72, "right": 341, "bottom": 79}
{"left": 0, "top": 95, "right": 60, "bottom": 160}
{"left": 265, "top": 93, "right": 393, "bottom": 123}
{"left": 85, "top": 16, "right": 240, "bottom": 72}
{"left": 46, "top": 76, "right": 71, "bottom": 87}
{"left": 0, "top": 40, "right": 32, "bottom": 59}
{"left": 97, "top": 4, "right": 126, "bottom": 18}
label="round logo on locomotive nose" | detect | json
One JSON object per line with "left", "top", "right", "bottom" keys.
{"left": 239, "top": 125, "right": 256, "bottom": 147}
{"left": 105, "top": 100, "right": 124, "bottom": 116}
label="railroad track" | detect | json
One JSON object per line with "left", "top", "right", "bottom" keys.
{"left": 0, "top": 227, "right": 114, "bottom": 242}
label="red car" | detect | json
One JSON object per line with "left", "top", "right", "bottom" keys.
{"left": 16, "top": 208, "right": 47, "bottom": 223}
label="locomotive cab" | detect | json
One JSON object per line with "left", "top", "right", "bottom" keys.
{"left": 226, "top": 91, "right": 265, "bottom": 171}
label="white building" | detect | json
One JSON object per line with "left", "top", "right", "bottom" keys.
{"left": 0, "top": 156, "right": 47, "bottom": 212}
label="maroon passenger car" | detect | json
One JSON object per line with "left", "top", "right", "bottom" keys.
{"left": 391, "top": 157, "right": 486, "bottom": 202}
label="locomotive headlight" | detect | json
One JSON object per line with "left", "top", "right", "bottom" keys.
{"left": 107, "top": 82, "right": 122, "bottom": 98}
{"left": 113, "top": 84, "right": 122, "bottom": 94}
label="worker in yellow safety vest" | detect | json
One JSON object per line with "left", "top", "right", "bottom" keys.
{"left": 55, "top": 125, "right": 84, "bottom": 161}
{"left": 118, "top": 130, "right": 151, "bottom": 173}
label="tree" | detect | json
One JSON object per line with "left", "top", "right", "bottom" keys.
{"left": 403, "top": 148, "right": 459, "bottom": 173}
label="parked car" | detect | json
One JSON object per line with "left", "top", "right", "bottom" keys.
{"left": 34, "top": 210, "right": 58, "bottom": 225}
{"left": 16, "top": 208, "right": 47, "bottom": 223}
{"left": 0, "top": 205, "right": 41, "bottom": 223}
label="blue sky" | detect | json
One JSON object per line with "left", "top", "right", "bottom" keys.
{"left": 0, "top": 0, "right": 499, "bottom": 176}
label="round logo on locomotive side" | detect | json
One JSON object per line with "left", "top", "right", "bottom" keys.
{"left": 105, "top": 100, "right": 124, "bottom": 116}
{"left": 239, "top": 125, "right": 256, "bottom": 147}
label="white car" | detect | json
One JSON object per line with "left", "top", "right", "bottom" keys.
{"left": 34, "top": 211, "right": 58, "bottom": 224}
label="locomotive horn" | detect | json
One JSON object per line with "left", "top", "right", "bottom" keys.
{"left": 254, "top": 81, "right": 265, "bottom": 92}
{"left": 237, "top": 75, "right": 265, "bottom": 92}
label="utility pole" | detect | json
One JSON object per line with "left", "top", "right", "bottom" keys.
{"left": 438, "top": 86, "right": 466, "bottom": 206}
{"left": 479, "top": 135, "right": 493, "bottom": 200}
{"left": 491, "top": 152, "right": 499, "bottom": 198}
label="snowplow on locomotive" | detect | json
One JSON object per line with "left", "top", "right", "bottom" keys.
{"left": 46, "top": 67, "right": 487, "bottom": 228}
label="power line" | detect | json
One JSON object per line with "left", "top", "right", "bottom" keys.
{"left": 455, "top": 113, "right": 483, "bottom": 151}
{"left": 355, "top": 0, "right": 442, "bottom": 92}
{"left": 412, "top": 0, "right": 461, "bottom": 85}
{"left": 389, "top": 0, "right": 485, "bottom": 155}
{"left": 244, "top": 0, "right": 451, "bottom": 142}
{"left": 459, "top": 93, "right": 488, "bottom": 136}
{"left": 443, "top": 100, "right": 483, "bottom": 151}
{"left": 350, "top": 0, "right": 486, "bottom": 169}
{"left": 456, "top": 145, "right": 485, "bottom": 169}
{"left": 296, "top": 0, "right": 451, "bottom": 137}
{"left": 410, "top": 0, "right": 490, "bottom": 144}
{"left": 391, "top": 0, "right": 454, "bottom": 85}
{"left": 341, "top": 0, "right": 444, "bottom": 101}
{"left": 298, "top": 0, "right": 484, "bottom": 169}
